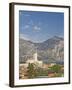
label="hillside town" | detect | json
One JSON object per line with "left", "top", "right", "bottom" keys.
{"left": 19, "top": 51, "right": 64, "bottom": 79}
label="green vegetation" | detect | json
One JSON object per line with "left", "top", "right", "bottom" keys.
{"left": 36, "top": 68, "right": 48, "bottom": 76}
{"left": 27, "top": 63, "right": 64, "bottom": 78}
{"left": 27, "top": 63, "right": 38, "bottom": 78}
{"left": 27, "top": 63, "right": 48, "bottom": 78}
{"left": 48, "top": 64, "right": 64, "bottom": 77}
{"left": 49, "top": 64, "right": 61, "bottom": 73}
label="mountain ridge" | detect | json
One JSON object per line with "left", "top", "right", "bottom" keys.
{"left": 19, "top": 36, "right": 64, "bottom": 64}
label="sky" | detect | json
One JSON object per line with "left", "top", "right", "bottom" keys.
{"left": 19, "top": 10, "right": 64, "bottom": 43}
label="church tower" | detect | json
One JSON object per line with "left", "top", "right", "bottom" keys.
{"left": 33, "top": 48, "right": 38, "bottom": 61}
{"left": 34, "top": 52, "right": 37, "bottom": 61}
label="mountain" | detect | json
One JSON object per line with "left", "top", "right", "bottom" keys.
{"left": 19, "top": 36, "right": 64, "bottom": 64}
{"left": 34, "top": 36, "right": 64, "bottom": 50}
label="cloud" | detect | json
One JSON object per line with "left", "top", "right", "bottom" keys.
{"left": 25, "top": 14, "right": 31, "bottom": 16}
{"left": 20, "top": 34, "right": 30, "bottom": 41}
{"left": 38, "top": 22, "right": 42, "bottom": 25}
{"left": 29, "top": 20, "right": 34, "bottom": 25}
{"left": 21, "top": 25, "right": 30, "bottom": 30}
{"left": 24, "top": 25, "right": 29, "bottom": 29}
{"left": 20, "top": 12, "right": 31, "bottom": 17}
{"left": 33, "top": 26, "right": 41, "bottom": 32}
{"left": 24, "top": 14, "right": 31, "bottom": 17}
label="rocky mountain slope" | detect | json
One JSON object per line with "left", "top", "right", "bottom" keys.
{"left": 19, "top": 36, "right": 64, "bottom": 64}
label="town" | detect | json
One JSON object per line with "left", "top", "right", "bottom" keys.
{"left": 19, "top": 51, "right": 64, "bottom": 79}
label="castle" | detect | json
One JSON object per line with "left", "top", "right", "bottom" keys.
{"left": 26, "top": 52, "right": 43, "bottom": 67}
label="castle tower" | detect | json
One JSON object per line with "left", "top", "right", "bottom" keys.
{"left": 33, "top": 48, "right": 38, "bottom": 61}
{"left": 34, "top": 52, "right": 37, "bottom": 61}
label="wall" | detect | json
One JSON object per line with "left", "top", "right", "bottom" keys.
{"left": 0, "top": 0, "right": 72, "bottom": 90}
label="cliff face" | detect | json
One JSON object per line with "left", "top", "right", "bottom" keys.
{"left": 19, "top": 36, "right": 64, "bottom": 64}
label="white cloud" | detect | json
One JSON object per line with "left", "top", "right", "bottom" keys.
{"left": 24, "top": 25, "right": 29, "bottom": 29}
{"left": 21, "top": 25, "right": 29, "bottom": 30}
{"left": 20, "top": 34, "right": 30, "bottom": 41}
{"left": 33, "top": 26, "right": 41, "bottom": 32}
{"left": 24, "top": 14, "right": 31, "bottom": 17}
{"left": 20, "top": 12, "right": 31, "bottom": 17}
{"left": 38, "top": 22, "right": 42, "bottom": 25}
{"left": 29, "top": 20, "right": 34, "bottom": 25}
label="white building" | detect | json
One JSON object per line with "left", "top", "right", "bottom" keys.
{"left": 26, "top": 52, "right": 43, "bottom": 67}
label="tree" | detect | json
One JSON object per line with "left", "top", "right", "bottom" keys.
{"left": 27, "top": 63, "right": 37, "bottom": 78}
{"left": 50, "top": 64, "right": 61, "bottom": 73}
